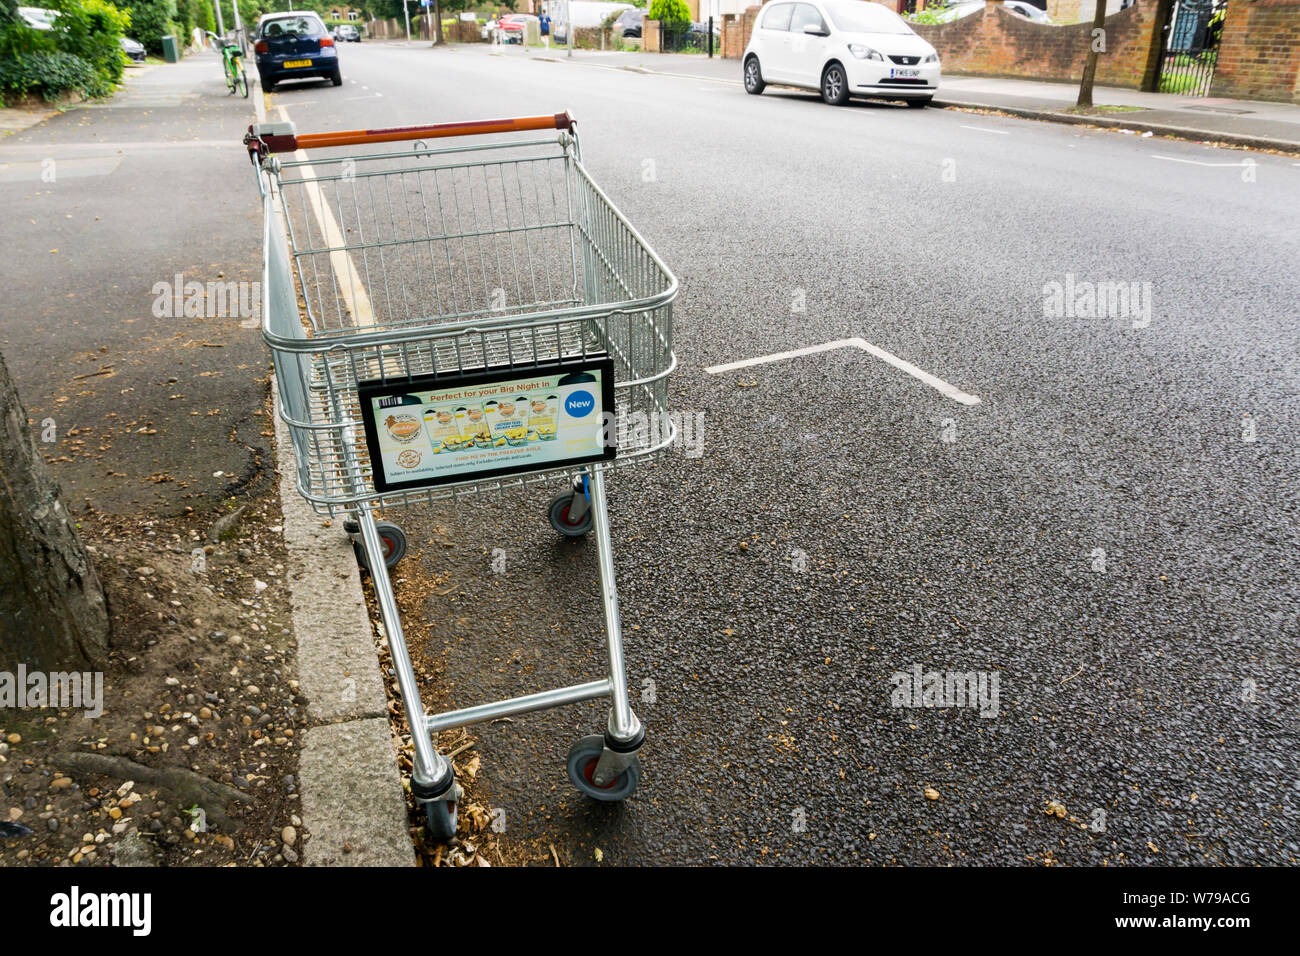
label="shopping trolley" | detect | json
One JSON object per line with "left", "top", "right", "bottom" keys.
{"left": 244, "top": 112, "right": 677, "bottom": 840}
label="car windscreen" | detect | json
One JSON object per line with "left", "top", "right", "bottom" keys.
{"left": 824, "top": 1, "right": 914, "bottom": 34}
{"left": 262, "top": 16, "right": 325, "bottom": 38}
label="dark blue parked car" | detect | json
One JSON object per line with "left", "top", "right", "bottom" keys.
{"left": 254, "top": 12, "right": 340, "bottom": 92}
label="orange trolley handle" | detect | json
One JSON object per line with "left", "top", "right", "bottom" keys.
{"left": 245, "top": 112, "right": 575, "bottom": 164}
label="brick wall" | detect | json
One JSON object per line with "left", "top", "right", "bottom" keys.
{"left": 720, "top": 4, "right": 762, "bottom": 58}
{"left": 911, "top": 0, "right": 1164, "bottom": 89}
{"left": 643, "top": 19, "right": 660, "bottom": 52}
{"left": 1210, "top": 0, "right": 1300, "bottom": 104}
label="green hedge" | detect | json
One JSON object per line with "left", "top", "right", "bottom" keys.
{"left": 0, "top": 0, "right": 132, "bottom": 101}
{"left": 54, "top": 0, "right": 131, "bottom": 93}
{"left": 648, "top": 0, "right": 688, "bottom": 27}
{"left": 0, "top": 50, "right": 97, "bottom": 100}
{"left": 122, "top": 0, "right": 177, "bottom": 55}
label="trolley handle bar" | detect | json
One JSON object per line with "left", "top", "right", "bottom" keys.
{"left": 245, "top": 112, "right": 575, "bottom": 163}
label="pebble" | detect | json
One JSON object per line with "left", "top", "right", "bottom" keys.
{"left": 282, "top": 846, "right": 299, "bottom": 863}
{"left": 5, "top": 734, "right": 20, "bottom": 745}
{"left": 47, "top": 818, "right": 59, "bottom": 832}
{"left": 281, "top": 825, "right": 297, "bottom": 846}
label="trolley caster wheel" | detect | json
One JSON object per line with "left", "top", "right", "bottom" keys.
{"left": 565, "top": 735, "right": 640, "bottom": 802}
{"left": 353, "top": 521, "right": 407, "bottom": 573}
{"left": 548, "top": 492, "right": 592, "bottom": 538}
{"left": 423, "top": 797, "right": 458, "bottom": 842}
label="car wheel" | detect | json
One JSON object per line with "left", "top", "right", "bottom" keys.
{"left": 821, "top": 62, "right": 849, "bottom": 106}
{"left": 906, "top": 97, "right": 933, "bottom": 108}
{"left": 744, "top": 56, "right": 765, "bottom": 95}
{"left": 262, "top": 78, "right": 275, "bottom": 92}
{"left": 330, "top": 69, "right": 342, "bottom": 87}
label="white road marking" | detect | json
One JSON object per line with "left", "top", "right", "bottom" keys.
{"left": 276, "top": 104, "right": 376, "bottom": 330}
{"left": 704, "top": 337, "right": 982, "bottom": 405}
{"left": 960, "top": 125, "right": 1010, "bottom": 135}
{"left": 1151, "top": 154, "right": 1253, "bottom": 167}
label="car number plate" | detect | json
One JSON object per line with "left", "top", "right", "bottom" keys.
{"left": 284, "top": 59, "right": 312, "bottom": 68}
{"left": 891, "top": 68, "right": 920, "bottom": 78}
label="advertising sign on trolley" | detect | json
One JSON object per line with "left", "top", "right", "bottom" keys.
{"left": 358, "top": 356, "right": 617, "bottom": 492}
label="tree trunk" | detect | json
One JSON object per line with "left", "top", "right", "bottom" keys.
{"left": 1077, "top": 0, "right": 1110, "bottom": 108}
{"left": 433, "top": 0, "right": 444, "bottom": 45}
{"left": 0, "top": 350, "right": 108, "bottom": 671}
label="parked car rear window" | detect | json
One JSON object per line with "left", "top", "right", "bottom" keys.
{"left": 262, "top": 16, "right": 325, "bottom": 38}
{"left": 823, "top": 0, "right": 914, "bottom": 34}
{"left": 762, "top": 2, "right": 793, "bottom": 30}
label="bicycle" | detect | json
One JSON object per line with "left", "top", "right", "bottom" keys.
{"left": 207, "top": 31, "right": 249, "bottom": 98}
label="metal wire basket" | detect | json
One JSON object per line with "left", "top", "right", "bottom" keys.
{"left": 254, "top": 114, "right": 677, "bottom": 515}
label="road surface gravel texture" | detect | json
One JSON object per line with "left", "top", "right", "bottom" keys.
{"left": 271, "top": 43, "right": 1298, "bottom": 867}
{"left": 15, "top": 41, "right": 1299, "bottom": 868}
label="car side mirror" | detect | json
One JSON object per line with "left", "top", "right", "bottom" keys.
{"left": 802, "top": 23, "right": 829, "bottom": 37}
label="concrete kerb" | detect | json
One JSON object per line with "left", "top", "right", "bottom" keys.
{"left": 270, "top": 374, "right": 415, "bottom": 867}
{"left": 920, "top": 98, "right": 1300, "bottom": 154}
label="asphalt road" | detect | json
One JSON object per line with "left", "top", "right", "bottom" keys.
{"left": 1, "top": 57, "right": 268, "bottom": 515}
{"left": 221, "top": 42, "right": 1300, "bottom": 864}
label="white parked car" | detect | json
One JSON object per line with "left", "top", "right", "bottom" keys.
{"left": 743, "top": 0, "right": 940, "bottom": 108}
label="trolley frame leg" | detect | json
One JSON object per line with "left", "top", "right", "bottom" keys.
{"left": 355, "top": 504, "right": 456, "bottom": 804}
{"left": 587, "top": 467, "right": 644, "bottom": 786}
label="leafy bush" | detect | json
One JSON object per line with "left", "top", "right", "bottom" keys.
{"left": 905, "top": 8, "right": 949, "bottom": 24}
{"left": 0, "top": 0, "right": 129, "bottom": 100}
{"left": 0, "top": 50, "right": 97, "bottom": 99}
{"left": 0, "top": 20, "right": 57, "bottom": 58}
{"left": 648, "top": 0, "right": 688, "bottom": 27}
{"left": 52, "top": 0, "right": 131, "bottom": 94}
{"left": 122, "top": 0, "right": 177, "bottom": 54}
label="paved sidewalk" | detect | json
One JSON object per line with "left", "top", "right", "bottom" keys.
{"left": 474, "top": 43, "right": 1300, "bottom": 152}
{"left": 933, "top": 75, "right": 1300, "bottom": 152}
{"left": 0, "top": 55, "right": 269, "bottom": 514}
